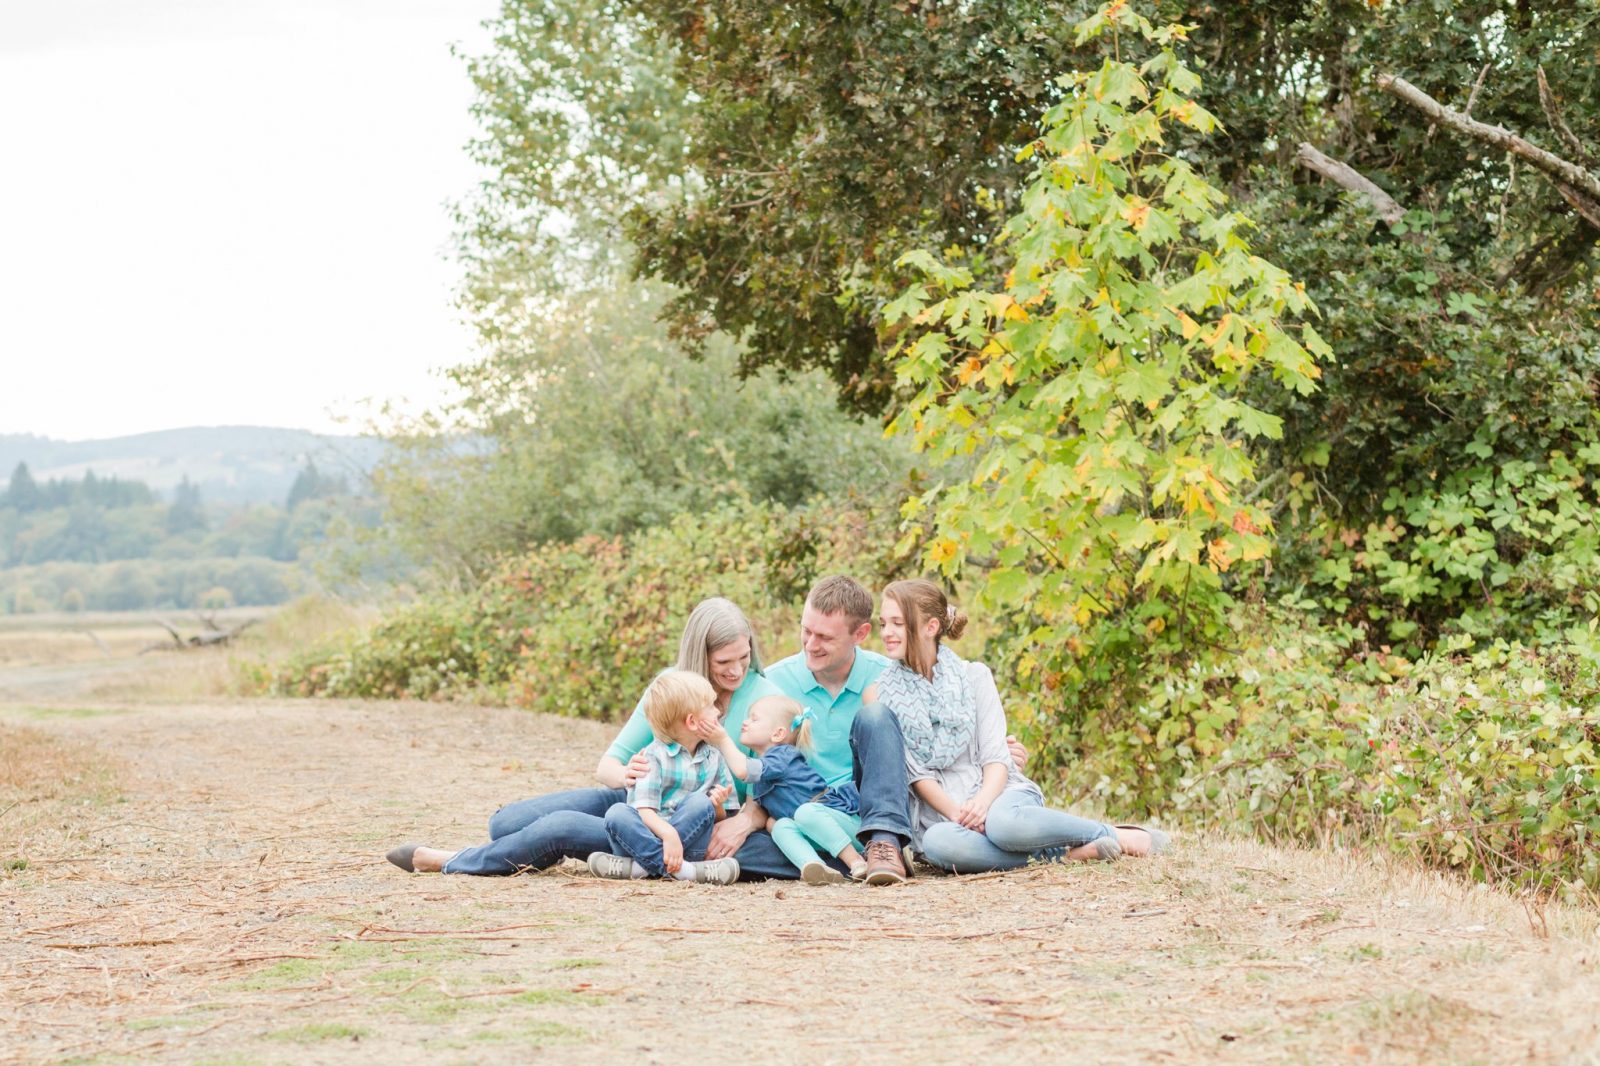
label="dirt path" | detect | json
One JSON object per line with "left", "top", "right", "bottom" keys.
{"left": 4, "top": 697, "right": 1599, "bottom": 1065}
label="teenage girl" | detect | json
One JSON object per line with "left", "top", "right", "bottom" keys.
{"left": 868, "top": 578, "right": 1169, "bottom": 872}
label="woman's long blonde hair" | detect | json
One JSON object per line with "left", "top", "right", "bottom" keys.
{"left": 675, "top": 597, "right": 764, "bottom": 684}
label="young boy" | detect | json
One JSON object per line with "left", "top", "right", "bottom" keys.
{"left": 588, "top": 669, "right": 742, "bottom": 884}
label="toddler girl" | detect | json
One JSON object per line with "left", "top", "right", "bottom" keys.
{"left": 698, "top": 693, "right": 867, "bottom": 884}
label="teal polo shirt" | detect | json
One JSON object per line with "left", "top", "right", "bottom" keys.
{"left": 765, "top": 648, "right": 890, "bottom": 787}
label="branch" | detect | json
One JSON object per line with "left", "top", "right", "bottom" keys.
{"left": 1377, "top": 74, "right": 1600, "bottom": 204}
{"left": 1536, "top": 66, "right": 1597, "bottom": 170}
{"left": 1294, "top": 143, "right": 1406, "bottom": 224}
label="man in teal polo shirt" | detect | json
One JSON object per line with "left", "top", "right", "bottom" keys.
{"left": 706, "top": 575, "right": 915, "bottom": 884}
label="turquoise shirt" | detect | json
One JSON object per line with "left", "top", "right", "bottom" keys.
{"left": 604, "top": 668, "right": 782, "bottom": 799}
{"left": 765, "top": 648, "right": 890, "bottom": 787}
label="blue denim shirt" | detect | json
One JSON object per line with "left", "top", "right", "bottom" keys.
{"left": 746, "top": 744, "right": 860, "bottom": 821}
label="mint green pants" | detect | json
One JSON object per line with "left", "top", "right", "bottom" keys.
{"left": 770, "top": 802, "right": 862, "bottom": 871}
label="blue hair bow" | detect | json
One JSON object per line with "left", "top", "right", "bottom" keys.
{"left": 790, "top": 708, "right": 814, "bottom": 731}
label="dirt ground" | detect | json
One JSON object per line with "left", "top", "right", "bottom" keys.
{"left": 5, "top": 689, "right": 1600, "bottom": 1064}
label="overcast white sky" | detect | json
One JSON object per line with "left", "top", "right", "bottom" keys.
{"left": 0, "top": 0, "right": 503, "bottom": 441}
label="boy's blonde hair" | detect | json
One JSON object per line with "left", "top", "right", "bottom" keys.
{"left": 751, "top": 693, "right": 815, "bottom": 754}
{"left": 644, "top": 668, "right": 716, "bottom": 740}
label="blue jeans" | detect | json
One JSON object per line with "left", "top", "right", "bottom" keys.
{"left": 729, "top": 701, "right": 913, "bottom": 881}
{"left": 603, "top": 795, "right": 716, "bottom": 878}
{"left": 442, "top": 786, "right": 625, "bottom": 876}
{"left": 850, "top": 702, "right": 913, "bottom": 845}
{"left": 920, "top": 788, "right": 1117, "bottom": 874}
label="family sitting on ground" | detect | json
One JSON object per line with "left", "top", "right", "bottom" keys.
{"left": 385, "top": 575, "right": 1169, "bottom": 884}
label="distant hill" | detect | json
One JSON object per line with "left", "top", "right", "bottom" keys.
{"left": 0, "top": 426, "right": 388, "bottom": 506}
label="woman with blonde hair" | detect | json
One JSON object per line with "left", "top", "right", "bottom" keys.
{"left": 870, "top": 578, "right": 1169, "bottom": 873}
{"left": 386, "top": 596, "right": 782, "bottom": 877}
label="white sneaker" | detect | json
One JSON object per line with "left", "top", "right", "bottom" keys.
{"left": 691, "top": 857, "right": 740, "bottom": 885}
{"left": 587, "top": 852, "right": 634, "bottom": 880}
{"left": 801, "top": 861, "right": 845, "bottom": 885}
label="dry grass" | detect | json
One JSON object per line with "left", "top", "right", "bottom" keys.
{"left": 0, "top": 723, "right": 122, "bottom": 863}
{"left": 4, "top": 697, "right": 1600, "bottom": 1065}
{"left": 0, "top": 598, "right": 376, "bottom": 705}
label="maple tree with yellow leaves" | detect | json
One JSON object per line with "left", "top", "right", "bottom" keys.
{"left": 883, "top": 2, "right": 1328, "bottom": 724}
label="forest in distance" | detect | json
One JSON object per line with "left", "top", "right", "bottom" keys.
{"left": 0, "top": 459, "right": 374, "bottom": 612}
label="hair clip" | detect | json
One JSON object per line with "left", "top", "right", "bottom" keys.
{"left": 790, "top": 709, "right": 814, "bottom": 731}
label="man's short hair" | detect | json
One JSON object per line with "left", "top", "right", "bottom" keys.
{"left": 805, "top": 575, "right": 873, "bottom": 629}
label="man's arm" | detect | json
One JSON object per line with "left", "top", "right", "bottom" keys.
{"left": 707, "top": 796, "right": 765, "bottom": 859}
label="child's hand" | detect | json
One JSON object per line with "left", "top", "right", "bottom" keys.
{"left": 661, "top": 829, "right": 684, "bottom": 874}
{"left": 624, "top": 753, "right": 651, "bottom": 786}
{"left": 956, "top": 795, "right": 993, "bottom": 832}
{"left": 690, "top": 713, "right": 728, "bottom": 742}
{"left": 707, "top": 784, "right": 733, "bottom": 809}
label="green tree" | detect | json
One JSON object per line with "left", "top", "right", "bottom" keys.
{"left": 5, "top": 462, "right": 40, "bottom": 513}
{"left": 469, "top": 0, "right": 1600, "bottom": 645}
{"left": 285, "top": 461, "right": 349, "bottom": 511}
{"left": 888, "top": 5, "right": 1322, "bottom": 739}
{"left": 373, "top": 278, "right": 911, "bottom": 580}
{"left": 165, "top": 477, "right": 208, "bottom": 536}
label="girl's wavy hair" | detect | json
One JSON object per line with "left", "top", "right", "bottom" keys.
{"left": 882, "top": 578, "right": 968, "bottom": 680}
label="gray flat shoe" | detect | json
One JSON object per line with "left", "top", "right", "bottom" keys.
{"left": 1092, "top": 834, "right": 1123, "bottom": 860}
{"left": 1117, "top": 825, "right": 1171, "bottom": 856}
{"left": 385, "top": 844, "right": 420, "bottom": 872}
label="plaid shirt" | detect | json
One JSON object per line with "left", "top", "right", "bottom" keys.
{"left": 628, "top": 739, "right": 738, "bottom": 815}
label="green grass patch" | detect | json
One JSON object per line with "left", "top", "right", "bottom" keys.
{"left": 268, "top": 1023, "right": 369, "bottom": 1043}
{"left": 125, "top": 1013, "right": 214, "bottom": 1032}
{"left": 550, "top": 957, "right": 604, "bottom": 970}
{"left": 226, "top": 938, "right": 459, "bottom": 991}
{"left": 6, "top": 706, "right": 126, "bottom": 721}
{"left": 441, "top": 1020, "right": 589, "bottom": 1048}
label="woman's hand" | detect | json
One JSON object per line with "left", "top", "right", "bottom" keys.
{"left": 1006, "top": 734, "right": 1029, "bottom": 772}
{"left": 956, "top": 794, "right": 993, "bottom": 832}
{"left": 624, "top": 753, "right": 651, "bottom": 787}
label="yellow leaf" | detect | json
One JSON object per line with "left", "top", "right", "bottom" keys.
{"left": 956, "top": 357, "right": 984, "bottom": 384}
{"left": 1120, "top": 196, "right": 1151, "bottom": 230}
{"left": 929, "top": 538, "right": 959, "bottom": 564}
{"left": 1208, "top": 537, "right": 1235, "bottom": 573}
{"left": 1178, "top": 312, "right": 1200, "bottom": 340}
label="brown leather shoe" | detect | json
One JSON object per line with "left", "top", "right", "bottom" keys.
{"left": 863, "top": 840, "right": 907, "bottom": 886}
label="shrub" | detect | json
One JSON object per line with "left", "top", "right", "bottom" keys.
{"left": 270, "top": 497, "right": 902, "bottom": 713}
{"left": 1007, "top": 602, "right": 1600, "bottom": 898}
